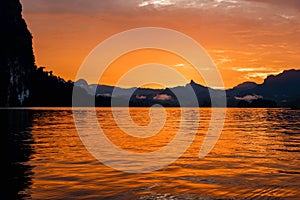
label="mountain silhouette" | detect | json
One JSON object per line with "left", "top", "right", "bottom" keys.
{"left": 227, "top": 69, "right": 300, "bottom": 107}
{"left": 75, "top": 69, "right": 300, "bottom": 108}
{"left": 227, "top": 81, "right": 258, "bottom": 96}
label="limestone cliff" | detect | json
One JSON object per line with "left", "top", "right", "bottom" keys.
{"left": 0, "top": 0, "right": 35, "bottom": 106}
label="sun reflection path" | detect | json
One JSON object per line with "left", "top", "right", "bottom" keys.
{"left": 72, "top": 27, "right": 227, "bottom": 173}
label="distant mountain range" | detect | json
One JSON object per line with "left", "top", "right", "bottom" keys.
{"left": 227, "top": 69, "right": 300, "bottom": 107}
{"left": 76, "top": 69, "right": 300, "bottom": 108}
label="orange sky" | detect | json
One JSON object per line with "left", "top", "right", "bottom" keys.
{"left": 21, "top": 0, "right": 300, "bottom": 89}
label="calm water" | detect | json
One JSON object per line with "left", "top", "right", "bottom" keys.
{"left": 3, "top": 108, "right": 300, "bottom": 200}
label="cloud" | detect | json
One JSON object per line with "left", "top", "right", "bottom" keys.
{"left": 235, "top": 94, "right": 262, "bottom": 102}
{"left": 214, "top": 0, "right": 238, "bottom": 4}
{"left": 243, "top": 0, "right": 300, "bottom": 10}
{"left": 153, "top": 94, "right": 172, "bottom": 101}
{"left": 173, "top": 63, "right": 185, "bottom": 67}
{"left": 210, "top": 49, "right": 226, "bottom": 54}
{"left": 18, "top": 0, "right": 249, "bottom": 14}
{"left": 246, "top": 71, "right": 282, "bottom": 79}
{"left": 136, "top": 95, "right": 147, "bottom": 99}
{"left": 20, "top": 0, "right": 140, "bottom": 14}
{"left": 216, "top": 58, "right": 233, "bottom": 65}
{"left": 233, "top": 67, "right": 267, "bottom": 72}
{"left": 132, "top": 0, "right": 275, "bottom": 10}
{"left": 138, "top": 0, "right": 176, "bottom": 8}
{"left": 279, "top": 14, "right": 295, "bottom": 20}
{"left": 231, "top": 68, "right": 284, "bottom": 81}
{"left": 97, "top": 93, "right": 111, "bottom": 97}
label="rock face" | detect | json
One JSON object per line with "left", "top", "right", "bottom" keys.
{"left": 0, "top": 0, "right": 35, "bottom": 106}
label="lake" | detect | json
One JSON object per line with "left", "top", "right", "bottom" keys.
{"left": 3, "top": 107, "right": 300, "bottom": 199}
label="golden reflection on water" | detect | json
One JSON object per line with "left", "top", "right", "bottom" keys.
{"left": 99, "top": 108, "right": 183, "bottom": 153}
{"left": 13, "top": 108, "right": 300, "bottom": 199}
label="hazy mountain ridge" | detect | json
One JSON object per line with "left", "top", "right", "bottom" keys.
{"left": 75, "top": 69, "right": 300, "bottom": 107}
{"left": 227, "top": 69, "right": 300, "bottom": 107}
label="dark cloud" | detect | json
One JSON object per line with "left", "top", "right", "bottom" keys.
{"left": 20, "top": 0, "right": 140, "bottom": 14}
{"left": 153, "top": 94, "right": 172, "bottom": 101}
{"left": 20, "top": 0, "right": 300, "bottom": 15}
{"left": 243, "top": 0, "right": 300, "bottom": 10}
{"left": 235, "top": 94, "right": 263, "bottom": 102}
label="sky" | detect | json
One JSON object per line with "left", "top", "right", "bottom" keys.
{"left": 20, "top": 0, "right": 300, "bottom": 88}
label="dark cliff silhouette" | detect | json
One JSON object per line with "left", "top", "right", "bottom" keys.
{"left": 0, "top": 0, "right": 84, "bottom": 107}
{"left": 0, "top": 0, "right": 35, "bottom": 106}
{"left": 24, "top": 67, "right": 74, "bottom": 107}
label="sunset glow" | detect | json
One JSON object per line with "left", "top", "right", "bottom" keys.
{"left": 21, "top": 0, "right": 300, "bottom": 88}
{"left": 4, "top": 0, "right": 300, "bottom": 198}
